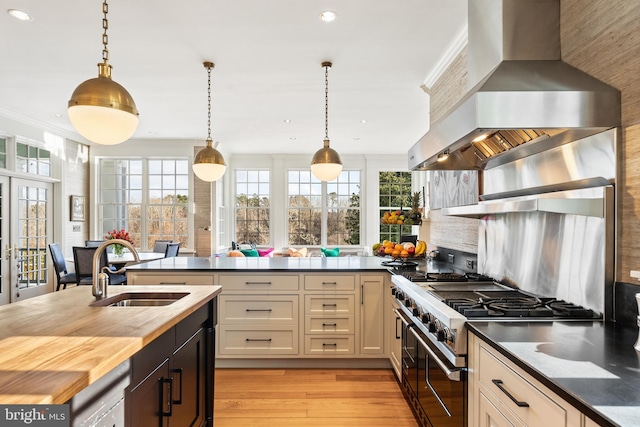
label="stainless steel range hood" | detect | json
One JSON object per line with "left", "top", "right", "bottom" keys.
{"left": 408, "top": 0, "right": 620, "bottom": 171}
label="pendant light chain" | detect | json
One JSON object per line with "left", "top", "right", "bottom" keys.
{"left": 207, "top": 64, "right": 212, "bottom": 141}
{"left": 324, "top": 64, "right": 329, "bottom": 140}
{"left": 101, "top": 1, "right": 109, "bottom": 63}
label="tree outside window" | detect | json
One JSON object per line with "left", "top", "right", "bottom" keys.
{"left": 288, "top": 170, "right": 360, "bottom": 246}
{"left": 235, "top": 170, "right": 270, "bottom": 245}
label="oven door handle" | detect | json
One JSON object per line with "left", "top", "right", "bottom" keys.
{"left": 409, "top": 326, "right": 463, "bottom": 382}
{"left": 394, "top": 308, "right": 410, "bottom": 327}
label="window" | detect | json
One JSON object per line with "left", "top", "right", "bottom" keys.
{"left": 287, "top": 170, "right": 361, "bottom": 246}
{"left": 0, "top": 137, "right": 6, "bottom": 169}
{"left": 379, "top": 171, "right": 413, "bottom": 242}
{"left": 98, "top": 159, "right": 190, "bottom": 250}
{"left": 235, "top": 170, "right": 270, "bottom": 245}
{"left": 16, "top": 142, "right": 50, "bottom": 177}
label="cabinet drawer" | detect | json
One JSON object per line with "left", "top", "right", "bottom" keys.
{"left": 218, "top": 326, "right": 298, "bottom": 355}
{"left": 304, "top": 336, "right": 355, "bottom": 355}
{"left": 305, "top": 275, "right": 355, "bottom": 291}
{"left": 220, "top": 295, "right": 298, "bottom": 325}
{"left": 219, "top": 274, "right": 299, "bottom": 291}
{"left": 479, "top": 344, "right": 566, "bottom": 426}
{"left": 305, "top": 295, "right": 354, "bottom": 315}
{"left": 128, "top": 272, "right": 214, "bottom": 286}
{"left": 305, "top": 315, "right": 354, "bottom": 334}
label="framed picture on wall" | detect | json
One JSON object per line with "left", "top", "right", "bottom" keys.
{"left": 71, "top": 195, "right": 85, "bottom": 221}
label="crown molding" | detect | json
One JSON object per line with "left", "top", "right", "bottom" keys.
{"left": 0, "top": 107, "right": 85, "bottom": 143}
{"left": 422, "top": 24, "right": 468, "bottom": 93}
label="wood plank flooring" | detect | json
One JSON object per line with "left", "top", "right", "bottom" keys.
{"left": 214, "top": 368, "right": 419, "bottom": 427}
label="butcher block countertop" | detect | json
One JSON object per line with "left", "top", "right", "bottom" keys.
{"left": 0, "top": 285, "right": 221, "bottom": 405}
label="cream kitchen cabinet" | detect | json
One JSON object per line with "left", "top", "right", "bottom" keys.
{"left": 469, "top": 332, "right": 582, "bottom": 427}
{"left": 213, "top": 271, "right": 388, "bottom": 360}
{"left": 217, "top": 274, "right": 300, "bottom": 356}
{"left": 127, "top": 271, "right": 215, "bottom": 286}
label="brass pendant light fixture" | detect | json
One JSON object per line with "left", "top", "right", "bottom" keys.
{"left": 192, "top": 61, "right": 227, "bottom": 182}
{"left": 68, "top": 0, "right": 139, "bottom": 145}
{"left": 311, "top": 61, "right": 343, "bottom": 181}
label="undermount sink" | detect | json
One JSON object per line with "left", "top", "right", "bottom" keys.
{"left": 90, "top": 292, "right": 189, "bottom": 307}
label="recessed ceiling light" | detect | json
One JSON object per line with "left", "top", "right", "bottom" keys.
{"left": 7, "top": 9, "right": 32, "bottom": 21}
{"left": 320, "top": 10, "right": 337, "bottom": 22}
{"left": 51, "top": 113, "right": 62, "bottom": 118}
{"left": 360, "top": 119, "right": 367, "bottom": 124}
{"left": 353, "top": 137, "right": 361, "bottom": 141}
{"left": 290, "top": 137, "right": 297, "bottom": 140}
{"left": 284, "top": 119, "right": 292, "bottom": 123}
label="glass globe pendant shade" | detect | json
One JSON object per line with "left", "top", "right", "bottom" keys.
{"left": 68, "top": 63, "right": 139, "bottom": 145}
{"left": 193, "top": 139, "right": 227, "bottom": 182}
{"left": 311, "top": 138, "right": 343, "bottom": 181}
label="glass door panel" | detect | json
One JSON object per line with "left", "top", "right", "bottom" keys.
{"left": 0, "top": 176, "right": 9, "bottom": 306}
{"left": 11, "top": 178, "right": 53, "bottom": 302}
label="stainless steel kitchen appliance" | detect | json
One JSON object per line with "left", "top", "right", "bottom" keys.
{"left": 391, "top": 274, "right": 603, "bottom": 427}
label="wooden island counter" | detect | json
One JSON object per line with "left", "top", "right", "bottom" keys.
{"left": 0, "top": 284, "right": 220, "bottom": 426}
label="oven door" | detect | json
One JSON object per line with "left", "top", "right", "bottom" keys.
{"left": 412, "top": 326, "right": 466, "bottom": 427}
{"left": 397, "top": 309, "right": 418, "bottom": 398}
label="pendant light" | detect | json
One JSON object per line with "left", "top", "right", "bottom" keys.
{"left": 68, "top": 0, "right": 139, "bottom": 145}
{"left": 192, "top": 61, "right": 227, "bottom": 182}
{"left": 311, "top": 61, "right": 342, "bottom": 181}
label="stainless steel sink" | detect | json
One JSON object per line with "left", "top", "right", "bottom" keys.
{"left": 90, "top": 292, "right": 189, "bottom": 307}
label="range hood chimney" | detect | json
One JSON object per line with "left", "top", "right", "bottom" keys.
{"left": 408, "top": 0, "right": 620, "bottom": 171}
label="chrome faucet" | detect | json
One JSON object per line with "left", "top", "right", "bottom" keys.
{"left": 92, "top": 239, "right": 140, "bottom": 299}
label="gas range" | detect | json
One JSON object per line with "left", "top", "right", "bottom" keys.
{"left": 391, "top": 275, "right": 602, "bottom": 367}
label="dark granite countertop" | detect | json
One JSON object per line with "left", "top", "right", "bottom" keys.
{"left": 468, "top": 321, "right": 640, "bottom": 427}
{"left": 126, "top": 255, "right": 394, "bottom": 272}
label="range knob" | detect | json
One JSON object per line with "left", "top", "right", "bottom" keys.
{"left": 428, "top": 322, "right": 437, "bottom": 333}
{"left": 405, "top": 299, "right": 412, "bottom": 308}
{"left": 412, "top": 307, "right": 420, "bottom": 316}
{"left": 437, "top": 329, "right": 446, "bottom": 341}
{"left": 420, "top": 313, "right": 430, "bottom": 323}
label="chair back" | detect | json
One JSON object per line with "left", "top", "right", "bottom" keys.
{"left": 48, "top": 243, "right": 68, "bottom": 275}
{"left": 153, "top": 239, "right": 173, "bottom": 253}
{"left": 164, "top": 242, "right": 180, "bottom": 258}
{"left": 73, "top": 246, "right": 109, "bottom": 282}
{"left": 85, "top": 240, "right": 113, "bottom": 253}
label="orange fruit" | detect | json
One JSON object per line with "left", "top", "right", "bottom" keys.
{"left": 384, "top": 246, "right": 393, "bottom": 255}
{"left": 395, "top": 244, "right": 403, "bottom": 251}
{"left": 392, "top": 249, "right": 401, "bottom": 258}
{"left": 400, "top": 250, "right": 409, "bottom": 258}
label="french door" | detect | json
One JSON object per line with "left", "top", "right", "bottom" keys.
{"left": 0, "top": 176, "right": 53, "bottom": 305}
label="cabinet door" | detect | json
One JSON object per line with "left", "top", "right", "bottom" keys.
{"left": 360, "top": 275, "right": 384, "bottom": 354}
{"left": 478, "top": 391, "right": 519, "bottom": 427}
{"left": 127, "top": 358, "right": 171, "bottom": 427}
{"left": 171, "top": 328, "right": 206, "bottom": 427}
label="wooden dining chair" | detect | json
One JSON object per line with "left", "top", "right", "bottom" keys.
{"left": 73, "top": 246, "right": 127, "bottom": 286}
{"left": 164, "top": 242, "right": 180, "bottom": 258}
{"left": 48, "top": 243, "right": 77, "bottom": 291}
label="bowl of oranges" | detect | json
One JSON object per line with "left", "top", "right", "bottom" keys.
{"left": 372, "top": 240, "right": 426, "bottom": 259}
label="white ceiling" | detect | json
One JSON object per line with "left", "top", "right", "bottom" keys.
{"left": 0, "top": 0, "right": 467, "bottom": 156}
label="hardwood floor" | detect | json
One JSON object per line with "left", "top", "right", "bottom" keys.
{"left": 214, "top": 368, "right": 419, "bottom": 427}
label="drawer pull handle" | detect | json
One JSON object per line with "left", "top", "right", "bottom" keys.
{"left": 159, "top": 282, "right": 187, "bottom": 285}
{"left": 492, "top": 379, "right": 530, "bottom": 407}
{"left": 245, "top": 281, "right": 272, "bottom": 285}
{"left": 322, "top": 343, "right": 337, "bottom": 346}
{"left": 246, "top": 338, "right": 272, "bottom": 342}
{"left": 322, "top": 303, "right": 337, "bottom": 307}
{"left": 322, "top": 281, "right": 337, "bottom": 285}
{"left": 322, "top": 323, "right": 337, "bottom": 327}
{"left": 246, "top": 309, "right": 273, "bottom": 312}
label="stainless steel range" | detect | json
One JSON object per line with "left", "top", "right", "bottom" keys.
{"left": 391, "top": 272, "right": 603, "bottom": 427}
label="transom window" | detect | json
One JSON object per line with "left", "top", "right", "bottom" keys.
{"left": 98, "top": 159, "right": 190, "bottom": 250}
{"left": 16, "top": 142, "right": 50, "bottom": 177}
{"left": 235, "top": 170, "right": 270, "bottom": 245}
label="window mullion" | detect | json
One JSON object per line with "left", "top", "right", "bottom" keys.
{"left": 321, "top": 181, "right": 327, "bottom": 247}
{"left": 141, "top": 160, "right": 149, "bottom": 251}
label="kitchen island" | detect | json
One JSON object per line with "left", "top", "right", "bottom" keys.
{"left": 468, "top": 321, "right": 640, "bottom": 427}
{"left": 127, "top": 256, "right": 391, "bottom": 365}
{"left": 0, "top": 284, "right": 220, "bottom": 425}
